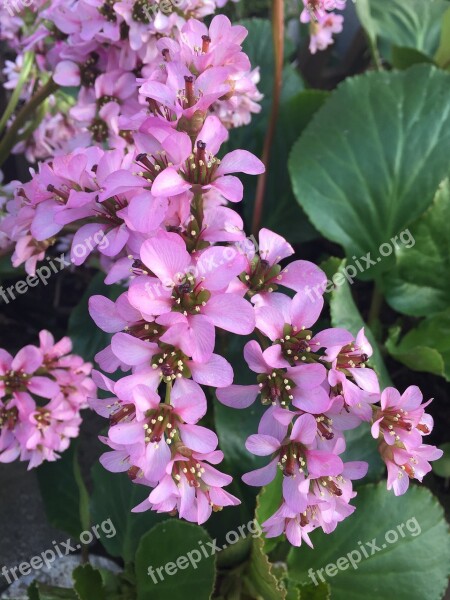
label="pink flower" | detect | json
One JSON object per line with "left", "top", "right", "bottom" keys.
{"left": 217, "top": 340, "right": 332, "bottom": 413}
{"left": 309, "top": 13, "right": 344, "bottom": 54}
{"left": 0, "top": 332, "right": 96, "bottom": 469}
{"left": 145, "top": 116, "right": 264, "bottom": 203}
{"left": 238, "top": 228, "right": 327, "bottom": 300}
{"left": 255, "top": 292, "right": 353, "bottom": 368}
{"left": 126, "top": 232, "right": 254, "bottom": 361}
{"left": 133, "top": 451, "right": 240, "bottom": 524}
{"left": 372, "top": 386, "right": 433, "bottom": 450}
{"left": 242, "top": 411, "right": 343, "bottom": 487}
{"left": 381, "top": 442, "right": 443, "bottom": 496}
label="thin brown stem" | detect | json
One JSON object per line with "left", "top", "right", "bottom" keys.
{"left": 251, "top": 0, "right": 284, "bottom": 236}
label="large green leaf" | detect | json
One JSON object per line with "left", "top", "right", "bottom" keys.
{"left": 435, "top": 6, "right": 450, "bottom": 67}
{"left": 287, "top": 483, "right": 450, "bottom": 600}
{"left": 135, "top": 520, "right": 215, "bottom": 600}
{"left": 90, "top": 463, "right": 164, "bottom": 564}
{"left": 356, "top": 0, "right": 448, "bottom": 60}
{"left": 27, "top": 582, "right": 77, "bottom": 600}
{"left": 329, "top": 261, "right": 391, "bottom": 389}
{"left": 289, "top": 65, "right": 450, "bottom": 279}
{"left": 385, "top": 311, "right": 450, "bottom": 381}
{"left": 73, "top": 564, "right": 106, "bottom": 600}
{"left": 383, "top": 179, "right": 450, "bottom": 317}
{"left": 242, "top": 535, "right": 287, "bottom": 600}
{"left": 36, "top": 443, "right": 85, "bottom": 539}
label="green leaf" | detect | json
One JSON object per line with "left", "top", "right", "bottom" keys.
{"left": 383, "top": 179, "right": 450, "bottom": 317}
{"left": 90, "top": 463, "right": 164, "bottom": 564}
{"left": 134, "top": 520, "right": 215, "bottom": 600}
{"left": 73, "top": 564, "right": 106, "bottom": 600}
{"left": 289, "top": 66, "right": 450, "bottom": 279}
{"left": 287, "top": 483, "right": 450, "bottom": 600}
{"left": 356, "top": 0, "right": 448, "bottom": 60}
{"left": 435, "top": 6, "right": 450, "bottom": 67}
{"left": 385, "top": 311, "right": 450, "bottom": 381}
{"left": 68, "top": 272, "right": 121, "bottom": 362}
{"left": 243, "top": 535, "right": 287, "bottom": 600}
{"left": 27, "top": 582, "right": 77, "bottom": 600}
{"left": 341, "top": 423, "right": 384, "bottom": 484}
{"left": 265, "top": 90, "right": 328, "bottom": 244}
{"left": 297, "top": 581, "right": 331, "bottom": 599}
{"left": 36, "top": 443, "right": 84, "bottom": 539}
{"left": 433, "top": 443, "right": 450, "bottom": 478}
{"left": 391, "top": 46, "right": 434, "bottom": 69}
{"left": 329, "top": 261, "right": 391, "bottom": 389}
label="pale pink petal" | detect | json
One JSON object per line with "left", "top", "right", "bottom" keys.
{"left": 140, "top": 234, "right": 191, "bottom": 282}
{"left": 290, "top": 292, "right": 324, "bottom": 329}
{"left": 243, "top": 340, "right": 268, "bottom": 374}
{"left": 258, "top": 228, "right": 293, "bottom": 263}
{"left": 242, "top": 458, "right": 278, "bottom": 486}
{"left": 203, "top": 294, "right": 255, "bottom": 334}
{"left": 217, "top": 150, "right": 264, "bottom": 176}
{"left": 291, "top": 413, "right": 317, "bottom": 445}
{"left": 246, "top": 434, "right": 280, "bottom": 456}
{"left": 111, "top": 333, "right": 157, "bottom": 366}
{"left": 152, "top": 168, "right": 191, "bottom": 197}
{"left": 179, "top": 424, "right": 218, "bottom": 454}
{"left": 89, "top": 295, "right": 127, "bottom": 333}
{"left": 171, "top": 379, "right": 207, "bottom": 423}
{"left": 216, "top": 384, "right": 259, "bottom": 409}
{"left": 189, "top": 354, "right": 233, "bottom": 388}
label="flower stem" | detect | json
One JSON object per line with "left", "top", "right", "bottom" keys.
{"left": 368, "top": 284, "right": 383, "bottom": 331}
{"left": 251, "top": 0, "right": 284, "bottom": 236}
{"left": 0, "top": 77, "right": 58, "bottom": 168}
{"left": 0, "top": 51, "right": 35, "bottom": 138}
{"left": 165, "top": 380, "right": 172, "bottom": 404}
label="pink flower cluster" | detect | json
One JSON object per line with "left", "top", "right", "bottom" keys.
{"left": 0, "top": 9, "right": 442, "bottom": 547}
{"left": 300, "top": 0, "right": 345, "bottom": 54}
{"left": 0, "top": 14, "right": 263, "bottom": 273}
{"left": 0, "top": 2, "right": 261, "bottom": 161}
{"left": 372, "top": 386, "right": 442, "bottom": 496}
{"left": 0, "top": 331, "right": 96, "bottom": 469}
{"left": 217, "top": 303, "right": 442, "bottom": 544}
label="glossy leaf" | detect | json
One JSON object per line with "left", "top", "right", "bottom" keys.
{"left": 356, "top": 0, "right": 448, "bottom": 60}
{"left": 289, "top": 66, "right": 450, "bottom": 279}
{"left": 287, "top": 484, "right": 450, "bottom": 600}
{"left": 386, "top": 312, "right": 450, "bottom": 381}
{"left": 90, "top": 463, "right": 164, "bottom": 564}
{"left": 135, "top": 520, "right": 215, "bottom": 600}
{"left": 383, "top": 180, "right": 450, "bottom": 317}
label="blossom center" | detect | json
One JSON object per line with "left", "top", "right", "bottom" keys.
{"left": 98, "top": 0, "right": 117, "bottom": 22}
{"left": 240, "top": 257, "right": 282, "bottom": 296}
{"left": 151, "top": 347, "right": 191, "bottom": 382}
{"left": 171, "top": 274, "right": 211, "bottom": 316}
{"left": 257, "top": 370, "right": 295, "bottom": 407}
